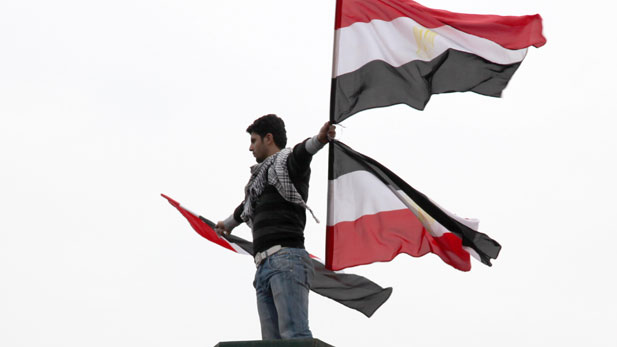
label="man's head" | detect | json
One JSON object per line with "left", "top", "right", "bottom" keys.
{"left": 246, "top": 114, "right": 287, "bottom": 163}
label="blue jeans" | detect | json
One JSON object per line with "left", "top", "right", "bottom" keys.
{"left": 253, "top": 247, "right": 314, "bottom": 340}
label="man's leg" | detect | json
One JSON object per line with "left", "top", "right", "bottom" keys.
{"left": 255, "top": 264, "right": 282, "bottom": 340}
{"left": 269, "top": 248, "right": 314, "bottom": 339}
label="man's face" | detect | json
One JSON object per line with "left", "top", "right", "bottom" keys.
{"left": 249, "top": 133, "right": 268, "bottom": 163}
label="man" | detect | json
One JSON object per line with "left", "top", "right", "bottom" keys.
{"left": 215, "top": 114, "right": 336, "bottom": 340}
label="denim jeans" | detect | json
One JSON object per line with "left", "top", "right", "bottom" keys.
{"left": 253, "top": 247, "right": 314, "bottom": 340}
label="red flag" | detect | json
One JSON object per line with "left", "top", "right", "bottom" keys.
{"left": 162, "top": 194, "right": 392, "bottom": 317}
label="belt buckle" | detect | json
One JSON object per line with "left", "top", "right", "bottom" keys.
{"left": 254, "top": 251, "right": 264, "bottom": 266}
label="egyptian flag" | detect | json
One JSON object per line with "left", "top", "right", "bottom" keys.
{"left": 161, "top": 194, "right": 392, "bottom": 318}
{"left": 326, "top": 141, "right": 501, "bottom": 271}
{"left": 331, "top": 0, "right": 546, "bottom": 123}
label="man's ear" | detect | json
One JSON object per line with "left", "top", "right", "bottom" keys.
{"left": 264, "top": 133, "right": 274, "bottom": 145}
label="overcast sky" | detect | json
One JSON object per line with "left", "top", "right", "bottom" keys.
{"left": 1, "top": 1, "right": 616, "bottom": 346}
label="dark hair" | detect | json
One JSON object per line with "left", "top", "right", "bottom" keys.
{"left": 246, "top": 114, "right": 287, "bottom": 149}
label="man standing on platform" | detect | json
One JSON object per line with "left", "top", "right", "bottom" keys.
{"left": 216, "top": 114, "right": 336, "bottom": 340}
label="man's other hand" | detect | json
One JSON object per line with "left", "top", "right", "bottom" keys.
{"left": 215, "top": 221, "right": 230, "bottom": 235}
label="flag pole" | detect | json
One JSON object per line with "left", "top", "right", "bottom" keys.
{"left": 329, "top": 0, "right": 342, "bottom": 125}
{"left": 325, "top": 0, "right": 342, "bottom": 270}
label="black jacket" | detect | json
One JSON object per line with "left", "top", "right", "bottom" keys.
{"left": 232, "top": 138, "right": 315, "bottom": 253}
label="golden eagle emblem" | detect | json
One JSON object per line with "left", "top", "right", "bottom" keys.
{"left": 413, "top": 26, "right": 438, "bottom": 59}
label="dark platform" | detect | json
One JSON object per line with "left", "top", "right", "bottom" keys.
{"left": 214, "top": 338, "right": 334, "bottom": 347}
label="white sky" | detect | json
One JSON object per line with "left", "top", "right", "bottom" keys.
{"left": 1, "top": 1, "right": 616, "bottom": 346}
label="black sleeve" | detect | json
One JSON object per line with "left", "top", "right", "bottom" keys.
{"left": 233, "top": 202, "right": 244, "bottom": 223}
{"left": 287, "top": 138, "right": 313, "bottom": 179}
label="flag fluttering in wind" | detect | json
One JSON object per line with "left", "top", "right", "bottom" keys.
{"left": 325, "top": 141, "right": 501, "bottom": 271}
{"left": 162, "top": 194, "right": 392, "bottom": 318}
{"left": 330, "top": 0, "right": 546, "bottom": 123}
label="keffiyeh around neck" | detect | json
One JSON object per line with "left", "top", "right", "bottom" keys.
{"left": 241, "top": 148, "right": 319, "bottom": 228}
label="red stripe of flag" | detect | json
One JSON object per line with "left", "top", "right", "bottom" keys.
{"left": 326, "top": 209, "right": 471, "bottom": 271}
{"left": 334, "top": 0, "right": 546, "bottom": 49}
{"left": 162, "top": 194, "right": 236, "bottom": 252}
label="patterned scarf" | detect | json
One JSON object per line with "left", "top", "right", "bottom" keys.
{"left": 241, "top": 148, "right": 319, "bottom": 228}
